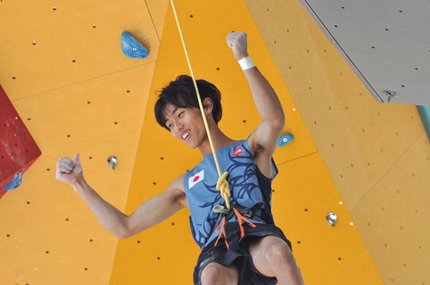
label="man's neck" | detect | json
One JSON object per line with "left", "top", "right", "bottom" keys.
{"left": 198, "top": 127, "right": 235, "bottom": 157}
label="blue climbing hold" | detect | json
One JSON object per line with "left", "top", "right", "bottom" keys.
{"left": 121, "top": 31, "right": 149, "bottom": 58}
{"left": 3, "top": 171, "right": 23, "bottom": 190}
{"left": 278, "top": 134, "right": 294, "bottom": 147}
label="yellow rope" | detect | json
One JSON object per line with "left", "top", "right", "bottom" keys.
{"left": 170, "top": 0, "right": 231, "bottom": 210}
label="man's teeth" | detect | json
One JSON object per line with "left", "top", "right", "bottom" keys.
{"left": 182, "top": 132, "right": 190, "bottom": 140}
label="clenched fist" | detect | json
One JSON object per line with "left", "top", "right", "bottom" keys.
{"left": 56, "top": 154, "right": 83, "bottom": 186}
{"left": 226, "top": 32, "right": 249, "bottom": 61}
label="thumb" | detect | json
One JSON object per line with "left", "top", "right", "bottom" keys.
{"left": 73, "top": 153, "right": 83, "bottom": 174}
{"left": 73, "top": 153, "right": 80, "bottom": 165}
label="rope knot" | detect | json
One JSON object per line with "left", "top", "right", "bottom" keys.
{"left": 216, "top": 171, "right": 231, "bottom": 210}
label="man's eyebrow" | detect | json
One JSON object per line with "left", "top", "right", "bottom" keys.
{"left": 164, "top": 106, "right": 180, "bottom": 125}
{"left": 171, "top": 107, "right": 179, "bottom": 115}
{"left": 165, "top": 105, "right": 179, "bottom": 116}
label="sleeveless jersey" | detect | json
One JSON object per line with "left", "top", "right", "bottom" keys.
{"left": 184, "top": 139, "right": 278, "bottom": 248}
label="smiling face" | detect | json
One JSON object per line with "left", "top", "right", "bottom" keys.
{"left": 154, "top": 75, "right": 223, "bottom": 132}
{"left": 163, "top": 103, "right": 208, "bottom": 148}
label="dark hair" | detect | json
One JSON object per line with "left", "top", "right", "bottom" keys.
{"left": 154, "top": 75, "right": 222, "bottom": 130}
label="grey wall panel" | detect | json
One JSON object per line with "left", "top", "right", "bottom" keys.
{"left": 299, "top": 0, "right": 430, "bottom": 105}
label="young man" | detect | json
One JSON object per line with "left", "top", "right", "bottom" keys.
{"left": 56, "top": 32, "right": 304, "bottom": 285}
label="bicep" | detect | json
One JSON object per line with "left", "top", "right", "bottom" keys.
{"left": 249, "top": 120, "right": 282, "bottom": 156}
{"left": 125, "top": 176, "right": 187, "bottom": 236}
{"left": 248, "top": 121, "right": 283, "bottom": 178}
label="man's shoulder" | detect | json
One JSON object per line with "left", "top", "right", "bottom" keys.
{"left": 170, "top": 174, "right": 185, "bottom": 192}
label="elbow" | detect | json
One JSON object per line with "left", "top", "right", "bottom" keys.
{"left": 116, "top": 222, "right": 136, "bottom": 239}
{"left": 270, "top": 112, "right": 285, "bottom": 134}
{"left": 111, "top": 219, "right": 133, "bottom": 239}
{"left": 115, "top": 229, "right": 131, "bottom": 239}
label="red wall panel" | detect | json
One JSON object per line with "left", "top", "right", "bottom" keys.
{"left": 0, "top": 85, "right": 41, "bottom": 198}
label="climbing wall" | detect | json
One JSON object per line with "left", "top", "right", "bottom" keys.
{"left": 1, "top": 0, "right": 427, "bottom": 284}
{"left": 0, "top": 0, "right": 160, "bottom": 284}
{"left": 110, "top": 1, "right": 382, "bottom": 284}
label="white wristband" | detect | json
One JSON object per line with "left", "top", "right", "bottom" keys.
{"left": 238, "top": 56, "right": 255, "bottom": 71}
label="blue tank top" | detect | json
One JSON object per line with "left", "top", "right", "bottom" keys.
{"left": 184, "top": 139, "right": 278, "bottom": 248}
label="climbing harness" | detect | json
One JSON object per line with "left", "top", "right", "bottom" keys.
{"left": 211, "top": 203, "right": 268, "bottom": 249}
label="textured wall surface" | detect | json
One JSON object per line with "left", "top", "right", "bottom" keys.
{"left": 1, "top": 0, "right": 425, "bottom": 284}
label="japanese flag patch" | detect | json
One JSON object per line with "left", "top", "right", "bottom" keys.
{"left": 189, "top": 170, "right": 204, "bottom": 189}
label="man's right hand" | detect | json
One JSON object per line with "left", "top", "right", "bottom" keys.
{"left": 56, "top": 154, "right": 83, "bottom": 186}
{"left": 226, "top": 32, "right": 249, "bottom": 61}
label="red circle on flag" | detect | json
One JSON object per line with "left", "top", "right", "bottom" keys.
{"left": 193, "top": 176, "right": 200, "bottom": 182}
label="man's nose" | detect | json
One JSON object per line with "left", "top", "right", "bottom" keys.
{"left": 173, "top": 120, "right": 183, "bottom": 133}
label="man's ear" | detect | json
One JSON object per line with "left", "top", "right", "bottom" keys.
{"left": 202, "top": 97, "right": 214, "bottom": 114}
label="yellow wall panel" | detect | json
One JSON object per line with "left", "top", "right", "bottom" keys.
{"left": 352, "top": 133, "right": 430, "bottom": 285}
{"left": 0, "top": 63, "right": 154, "bottom": 285}
{"left": 146, "top": 0, "right": 170, "bottom": 40}
{"left": 273, "top": 154, "right": 383, "bottom": 285}
{"left": 0, "top": 0, "right": 159, "bottom": 283}
{"left": 0, "top": 0, "right": 159, "bottom": 100}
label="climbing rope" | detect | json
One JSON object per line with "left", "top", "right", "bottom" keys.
{"left": 170, "top": 0, "right": 232, "bottom": 210}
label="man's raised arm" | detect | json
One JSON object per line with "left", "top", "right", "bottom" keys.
{"left": 226, "top": 32, "right": 285, "bottom": 175}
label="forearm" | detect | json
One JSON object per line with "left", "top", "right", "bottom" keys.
{"left": 71, "top": 177, "right": 130, "bottom": 238}
{"left": 226, "top": 32, "right": 285, "bottom": 130}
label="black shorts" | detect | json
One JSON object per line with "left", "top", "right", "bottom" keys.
{"left": 193, "top": 222, "right": 292, "bottom": 285}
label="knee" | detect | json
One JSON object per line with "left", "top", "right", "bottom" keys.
{"left": 200, "top": 263, "right": 237, "bottom": 285}
{"left": 265, "top": 240, "right": 297, "bottom": 269}
{"left": 200, "top": 265, "right": 220, "bottom": 285}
